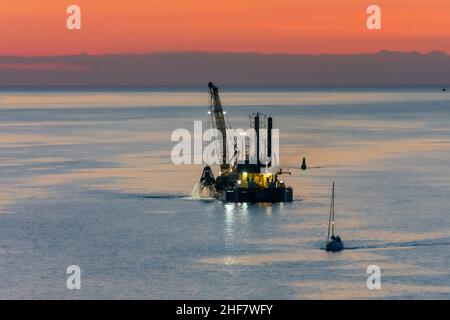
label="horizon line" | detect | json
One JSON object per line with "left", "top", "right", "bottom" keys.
{"left": 1, "top": 49, "right": 449, "bottom": 58}
{"left": 0, "top": 84, "right": 448, "bottom": 89}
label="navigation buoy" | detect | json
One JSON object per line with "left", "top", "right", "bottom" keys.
{"left": 301, "top": 157, "right": 307, "bottom": 170}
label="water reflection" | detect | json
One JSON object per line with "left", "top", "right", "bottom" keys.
{"left": 224, "top": 203, "right": 236, "bottom": 247}
{"left": 1, "top": 89, "right": 450, "bottom": 298}
{"left": 221, "top": 202, "right": 287, "bottom": 256}
{"left": 223, "top": 203, "right": 249, "bottom": 248}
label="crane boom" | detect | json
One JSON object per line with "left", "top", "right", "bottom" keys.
{"left": 208, "top": 82, "right": 230, "bottom": 172}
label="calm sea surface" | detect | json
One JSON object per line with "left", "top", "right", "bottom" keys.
{"left": 0, "top": 87, "right": 449, "bottom": 299}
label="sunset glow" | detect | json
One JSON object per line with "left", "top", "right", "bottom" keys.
{"left": 1, "top": 0, "right": 450, "bottom": 56}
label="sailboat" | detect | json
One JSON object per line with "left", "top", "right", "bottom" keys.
{"left": 325, "top": 182, "right": 344, "bottom": 252}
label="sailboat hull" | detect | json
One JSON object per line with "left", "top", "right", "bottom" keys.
{"left": 325, "top": 240, "right": 344, "bottom": 252}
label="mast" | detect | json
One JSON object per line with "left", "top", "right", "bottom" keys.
{"left": 331, "top": 182, "right": 335, "bottom": 237}
{"left": 208, "top": 82, "right": 230, "bottom": 173}
{"left": 326, "top": 181, "right": 335, "bottom": 241}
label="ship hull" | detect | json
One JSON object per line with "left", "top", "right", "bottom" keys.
{"left": 216, "top": 187, "right": 293, "bottom": 203}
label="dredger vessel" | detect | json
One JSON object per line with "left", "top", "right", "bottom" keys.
{"left": 198, "top": 82, "right": 293, "bottom": 203}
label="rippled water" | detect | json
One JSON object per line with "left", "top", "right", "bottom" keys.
{"left": 0, "top": 87, "right": 449, "bottom": 299}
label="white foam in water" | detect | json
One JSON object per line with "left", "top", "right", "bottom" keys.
{"left": 190, "top": 182, "right": 216, "bottom": 200}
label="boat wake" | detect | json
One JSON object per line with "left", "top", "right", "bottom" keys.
{"left": 340, "top": 240, "right": 450, "bottom": 251}
{"left": 183, "top": 196, "right": 216, "bottom": 201}
{"left": 92, "top": 190, "right": 187, "bottom": 200}
{"left": 141, "top": 194, "right": 186, "bottom": 199}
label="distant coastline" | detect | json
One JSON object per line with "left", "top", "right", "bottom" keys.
{"left": 0, "top": 51, "right": 449, "bottom": 87}
{"left": 0, "top": 85, "right": 448, "bottom": 91}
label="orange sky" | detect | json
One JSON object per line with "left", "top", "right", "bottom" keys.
{"left": 1, "top": 0, "right": 449, "bottom": 56}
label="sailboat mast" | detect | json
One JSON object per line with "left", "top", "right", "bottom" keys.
{"left": 331, "top": 182, "right": 335, "bottom": 236}
{"left": 326, "top": 182, "right": 333, "bottom": 241}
